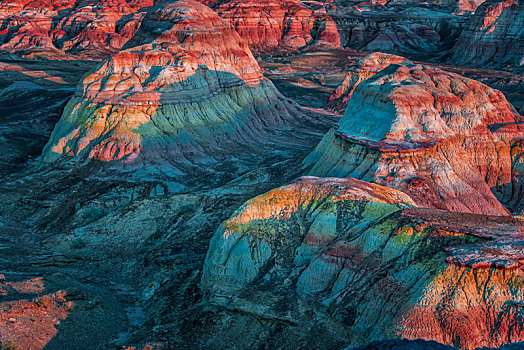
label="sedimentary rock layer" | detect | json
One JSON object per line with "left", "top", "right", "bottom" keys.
{"left": 332, "top": 0, "right": 487, "bottom": 14}
{"left": 202, "top": 176, "right": 524, "bottom": 349}
{"left": 0, "top": 0, "right": 341, "bottom": 57}
{"left": 326, "top": 3, "right": 464, "bottom": 57}
{"left": 306, "top": 64, "right": 523, "bottom": 215}
{"left": 41, "top": 0, "right": 326, "bottom": 183}
{"left": 0, "top": 0, "right": 519, "bottom": 67}
{"left": 0, "top": 0, "right": 153, "bottom": 59}
{"left": 206, "top": 0, "right": 341, "bottom": 53}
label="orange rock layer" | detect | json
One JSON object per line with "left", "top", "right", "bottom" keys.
{"left": 0, "top": 275, "right": 72, "bottom": 350}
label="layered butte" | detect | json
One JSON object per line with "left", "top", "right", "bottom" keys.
{"left": 0, "top": 0, "right": 519, "bottom": 68}
{"left": 305, "top": 64, "right": 523, "bottom": 215}
{"left": 0, "top": 0, "right": 341, "bottom": 57}
{"left": 202, "top": 176, "right": 524, "bottom": 349}
{"left": 325, "top": 52, "right": 413, "bottom": 114}
{"left": 0, "top": 0, "right": 153, "bottom": 59}
{"left": 205, "top": 0, "right": 341, "bottom": 53}
{"left": 41, "top": 0, "right": 326, "bottom": 183}
{"left": 451, "top": 0, "right": 523, "bottom": 72}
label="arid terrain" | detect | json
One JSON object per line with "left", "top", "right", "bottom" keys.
{"left": 0, "top": 0, "right": 522, "bottom": 349}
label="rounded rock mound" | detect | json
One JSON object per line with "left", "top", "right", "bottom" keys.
{"left": 202, "top": 176, "right": 524, "bottom": 349}
{"left": 41, "top": 0, "right": 329, "bottom": 185}
{"left": 306, "top": 64, "right": 523, "bottom": 215}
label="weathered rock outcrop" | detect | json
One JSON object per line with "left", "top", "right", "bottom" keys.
{"left": 202, "top": 176, "right": 524, "bottom": 349}
{"left": 0, "top": 0, "right": 153, "bottom": 59}
{"left": 451, "top": 0, "right": 523, "bottom": 72}
{"left": 326, "top": 4, "right": 464, "bottom": 58}
{"left": 1, "top": 0, "right": 519, "bottom": 66}
{"left": 305, "top": 64, "right": 523, "bottom": 215}
{"left": 453, "top": 0, "right": 490, "bottom": 13}
{"left": 325, "top": 52, "right": 413, "bottom": 114}
{"left": 41, "top": 0, "right": 328, "bottom": 184}
{"left": 0, "top": 0, "right": 341, "bottom": 57}
{"left": 333, "top": 0, "right": 487, "bottom": 14}
{"left": 207, "top": 0, "right": 341, "bottom": 53}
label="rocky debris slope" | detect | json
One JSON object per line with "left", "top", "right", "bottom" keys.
{"left": 0, "top": 81, "right": 73, "bottom": 176}
{"left": 205, "top": 0, "right": 341, "bottom": 54}
{"left": 305, "top": 63, "right": 523, "bottom": 215}
{"left": 40, "top": 0, "right": 330, "bottom": 187}
{"left": 325, "top": 52, "right": 413, "bottom": 114}
{"left": 450, "top": 0, "right": 523, "bottom": 73}
{"left": 202, "top": 176, "right": 524, "bottom": 350}
{"left": 0, "top": 0, "right": 153, "bottom": 59}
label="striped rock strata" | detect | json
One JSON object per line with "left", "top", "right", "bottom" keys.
{"left": 41, "top": 0, "right": 327, "bottom": 184}
{"left": 305, "top": 64, "right": 523, "bottom": 215}
{"left": 451, "top": 0, "right": 523, "bottom": 73}
{"left": 0, "top": 0, "right": 153, "bottom": 59}
{"left": 205, "top": 0, "right": 341, "bottom": 53}
{"left": 202, "top": 176, "right": 524, "bottom": 349}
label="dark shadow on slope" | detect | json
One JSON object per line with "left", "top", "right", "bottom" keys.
{"left": 270, "top": 77, "right": 334, "bottom": 109}
{"left": 0, "top": 82, "right": 72, "bottom": 177}
{"left": 329, "top": 7, "right": 465, "bottom": 62}
{"left": 0, "top": 58, "right": 96, "bottom": 88}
